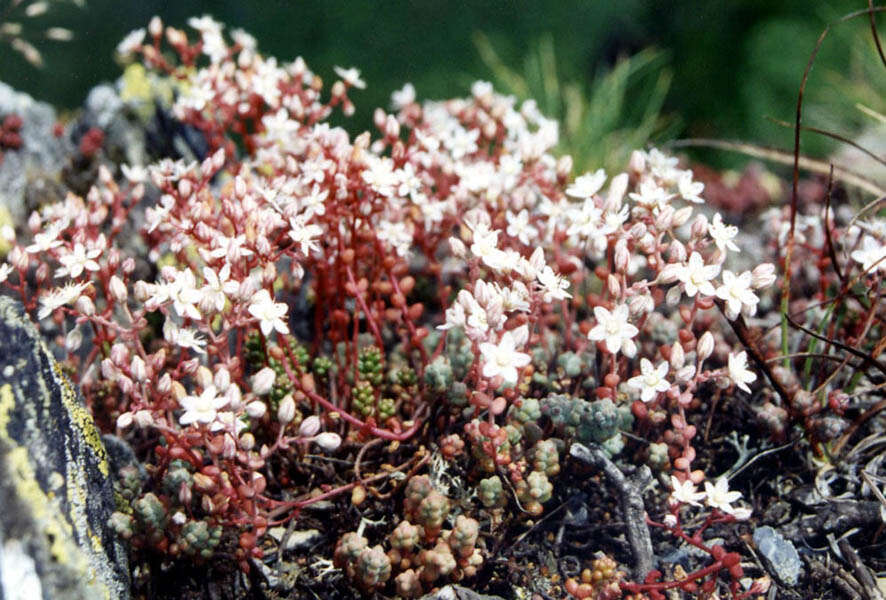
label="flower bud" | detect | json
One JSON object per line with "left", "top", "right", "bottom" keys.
{"left": 655, "top": 206, "right": 674, "bottom": 231}
{"left": 157, "top": 373, "right": 172, "bottom": 394}
{"left": 171, "top": 380, "right": 187, "bottom": 401}
{"left": 149, "top": 15, "right": 162, "bottom": 37}
{"left": 75, "top": 295, "right": 95, "bottom": 316}
{"left": 130, "top": 356, "right": 147, "bottom": 382}
{"left": 448, "top": 237, "right": 466, "bottom": 259}
{"left": 245, "top": 400, "right": 267, "bottom": 419}
{"left": 670, "top": 342, "right": 685, "bottom": 369}
{"left": 277, "top": 394, "right": 296, "bottom": 425}
{"left": 628, "top": 150, "right": 646, "bottom": 174}
{"left": 133, "top": 281, "right": 152, "bottom": 303}
{"left": 385, "top": 115, "right": 400, "bottom": 138}
{"left": 65, "top": 328, "right": 83, "bottom": 352}
{"left": 614, "top": 240, "right": 630, "bottom": 273}
{"left": 8, "top": 246, "right": 27, "bottom": 270}
{"left": 116, "top": 412, "right": 134, "bottom": 429}
{"left": 313, "top": 432, "right": 342, "bottom": 452}
{"left": 556, "top": 155, "right": 573, "bottom": 180}
{"left": 751, "top": 263, "right": 777, "bottom": 289}
{"left": 697, "top": 332, "right": 714, "bottom": 362}
{"left": 101, "top": 358, "right": 117, "bottom": 381}
{"left": 239, "top": 432, "right": 255, "bottom": 451}
{"left": 666, "top": 285, "right": 682, "bottom": 306}
{"left": 673, "top": 206, "right": 694, "bottom": 227}
{"left": 691, "top": 215, "right": 708, "bottom": 238}
{"left": 222, "top": 433, "right": 237, "bottom": 459}
{"left": 252, "top": 367, "right": 276, "bottom": 395}
{"left": 110, "top": 343, "right": 129, "bottom": 367}
{"left": 196, "top": 366, "right": 213, "bottom": 389}
{"left": 629, "top": 293, "right": 654, "bottom": 316}
{"left": 668, "top": 240, "right": 687, "bottom": 263}
{"left": 299, "top": 415, "right": 321, "bottom": 437}
{"left": 607, "top": 274, "right": 620, "bottom": 297}
{"left": 109, "top": 275, "right": 127, "bottom": 302}
{"left": 675, "top": 365, "right": 696, "bottom": 384}
{"left": 134, "top": 410, "right": 153, "bottom": 428}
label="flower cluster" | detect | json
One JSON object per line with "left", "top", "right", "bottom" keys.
{"left": 0, "top": 16, "right": 784, "bottom": 597}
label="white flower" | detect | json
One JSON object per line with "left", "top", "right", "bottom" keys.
{"left": 670, "top": 476, "right": 706, "bottom": 507}
{"left": 116, "top": 28, "right": 146, "bottom": 56}
{"left": 536, "top": 266, "right": 571, "bottom": 302}
{"left": 376, "top": 221, "right": 413, "bottom": 257}
{"left": 716, "top": 270, "right": 759, "bottom": 320}
{"left": 162, "top": 320, "right": 207, "bottom": 355}
{"left": 288, "top": 216, "right": 323, "bottom": 256}
{"left": 470, "top": 226, "right": 509, "bottom": 271}
{"left": 25, "top": 226, "right": 63, "bottom": 254}
{"left": 727, "top": 351, "right": 756, "bottom": 393}
{"left": 587, "top": 304, "right": 638, "bottom": 357}
{"left": 56, "top": 242, "right": 102, "bottom": 279}
{"left": 391, "top": 82, "right": 416, "bottom": 109}
{"left": 708, "top": 213, "right": 740, "bottom": 253}
{"left": 479, "top": 326, "right": 531, "bottom": 386}
{"left": 566, "top": 169, "right": 607, "bottom": 198}
{"left": 851, "top": 236, "right": 886, "bottom": 274}
{"left": 37, "top": 282, "right": 91, "bottom": 320}
{"left": 0, "top": 263, "right": 12, "bottom": 283}
{"left": 179, "top": 385, "right": 229, "bottom": 426}
{"left": 249, "top": 289, "right": 289, "bottom": 337}
{"left": 677, "top": 171, "right": 705, "bottom": 203}
{"left": 334, "top": 66, "right": 366, "bottom": 89}
{"left": 201, "top": 264, "right": 238, "bottom": 313}
{"left": 704, "top": 478, "right": 743, "bottom": 515}
{"left": 629, "top": 178, "right": 672, "bottom": 212}
{"left": 676, "top": 252, "right": 720, "bottom": 298}
{"left": 168, "top": 269, "right": 202, "bottom": 320}
{"left": 506, "top": 209, "right": 538, "bottom": 245}
{"left": 627, "top": 358, "right": 670, "bottom": 403}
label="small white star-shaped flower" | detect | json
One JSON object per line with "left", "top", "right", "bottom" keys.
{"left": 587, "top": 304, "right": 638, "bottom": 357}
{"left": 704, "top": 478, "right": 743, "bottom": 515}
{"left": 249, "top": 289, "right": 289, "bottom": 337}
{"left": 727, "top": 351, "right": 757, "bottom": 393}
{"left": 670, "top": 476, "right": 706, "bottom": 507}
{"left": 479, "top": 326, "right": 531, "bottom": 386}
{"left": 627, "top": 358, "right": 670, "bottom": 403}
{"left": 709, "top": 213, "right": 740, "bottom": 253}
{"left": 676, "top": 252, "right": 720, "bottom": 298}
{"left": 716, "top": 270, "right": 759, "bottom": 320}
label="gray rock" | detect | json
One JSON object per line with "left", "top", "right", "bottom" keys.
{"left": 754, "top": 525, "right": 802, "bottom": 586}
{"left": 0, "top": 296, "right": 130, "bottom": 599}
{"left": 82, "top": 84, "right": 146, "bottom": 168}
{"left": 419, "top": 585, "right": 506, "bottom": 600}
{"left": 0, "top": 82, "right": 69, "bottom": 221}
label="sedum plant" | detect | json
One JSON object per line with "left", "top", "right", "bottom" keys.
{"left": 0, "top": 15, "right": 789, "bottom": 598}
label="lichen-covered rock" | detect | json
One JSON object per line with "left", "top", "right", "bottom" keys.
{"left": 0, "top": 82, "right": 69, "bottom": 222}
{"left": 0, "top": 296, "right": 129, "bottom": 599}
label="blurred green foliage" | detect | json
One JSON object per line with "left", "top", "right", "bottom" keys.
{"left": 0, "top": 0, "right": 881, "bottom": 166}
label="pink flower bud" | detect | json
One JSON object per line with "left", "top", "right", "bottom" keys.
{"left": 614, "top": 240, "right": 630, "bottom": 273}
{"left": 668, "top": 240, "right": 687, "bottom": 263}
{"left": 252, "top": 367, "right": 276, "bottom": 395}
{"left": 385, "top": 115, "right": 400, "bottom": 138}
{"left": 35, "top": 263, "right": 48, "bottom": 284}
{"left": 181, "top": 358, "right": 200, "bottom": 374}
{"left": 675, "top": 365, "right": 697, "bottom": 384}
{"left": 9, "top": 246, "right": 27, "bottom": 270}
{"left": 134, "top": 410, "right": 154, "bottom": 428}
{"left": 691, "top": 215, "right": 708, "bottom": 238}
{"left": 629, "top": 294, "right": 654, "bottom": 316}
{"left": 109, "top": 275, "right": 128, "bottom": 303}
{"left": 117, "top": 375, "right": 134, "bottom": 395}
{"left": 196, "top": 366, "right": 213, "bottom": 389}
{"left": 697, "top": 332, "right": 714, "bottom": 362}
{"left": 239, "top": 432, "right": 255, "bottom": 451}
{"left": 628, "top": 150, "right": 646, "bottom": 174}
{"left": 556, "top": 155, "right": 573, "bottom": 179}
{"left": 149, "top": 15, "right": 162, "bottom": 37}
{"left": 222, "top": 433, "right": 237, "bottom": 459}
{"left": 313, "top": 432, "right": 342, "bottom": 452}
{"left": 65, "top": 328, "right": 83, "bottom": 352}
{"left": 157, "top": 373, "right": 172, "bottom": 394}
{"left": 751, "top": 263, "right": 777, "bottom": 289}
{"left": 655, "top": 206, "right": 674, "bottom": 231}
{"left": 673, "top": 206, "right": 694, "bottom": 227}
{"left": 178, "top": 178, "right": 192, "bottom": 199}
{"left": 116, "top": 412, "right": 134, "bottom": 429}
{"left": 27, "top": 211, "right": 41, "bottom": 233}
{"left": 607, "top": 274, "right": 621, "bottom": 297}
{"left": 245, "top": 400, "right": 267, "bottom": 419}
{"left": 373, "top": 108, "right": 386, "bottom": 130}
{"left": 666, "top": 285, "right": 682, "bottom": 306}
{"left": 133, "top": 281, "right": 151, "bottom": 303}
{"left": 670, "top": 342, "right": 685, "bottom": 369}
{"left": 75, "top": 295, "right": 95, "bottom": 316}
{"left": 299, "top": 415, "right": 321, "bottom": 437}
{"left": 277, "top": 394, "right": 296, "bottom": 425}
{"left": 130, "top": 356, "right": 147, "bottom": 382}
{"left": 110, "top": 343, "right": 129, "bottom": 367}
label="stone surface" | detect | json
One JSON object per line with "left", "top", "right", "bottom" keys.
{"left": 0, "top": 82, "right": 69, "bottom": 222}
{"left": 754, "top": 525, "right": 802, "bottom": 587}
{"left": 0, "top": 296, "right": 129, "bottom": 599}
{"left": 419, "top": 585, "right": 506, "bottom": 600}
